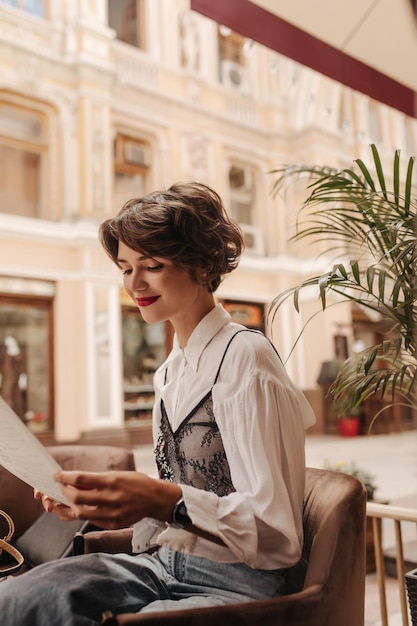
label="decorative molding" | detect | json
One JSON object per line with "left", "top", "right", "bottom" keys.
{"left": 114, "top": 44, "right": 158, "bottom": 89}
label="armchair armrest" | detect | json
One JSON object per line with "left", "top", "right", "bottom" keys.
{"left": 77, "top": 528, "right": 134, "bottom": 556}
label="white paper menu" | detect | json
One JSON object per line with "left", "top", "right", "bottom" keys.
{"left": 0, "top": 396, "right": 69, "bottom": 505}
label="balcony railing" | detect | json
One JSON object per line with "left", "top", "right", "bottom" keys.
{"left": 367, "top": 501, "right": 417, "bottom": 626}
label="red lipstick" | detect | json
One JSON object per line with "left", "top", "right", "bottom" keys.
{"left": 136, "top": 296, "right": 159, "bottom": 307}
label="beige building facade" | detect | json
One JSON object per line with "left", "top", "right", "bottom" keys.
{"left": 0, "top": 0, "right": 415, "bottom": 444}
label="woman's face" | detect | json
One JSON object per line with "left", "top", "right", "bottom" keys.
{"left": 117, "top": 241, "right": 213, "bottom": 332}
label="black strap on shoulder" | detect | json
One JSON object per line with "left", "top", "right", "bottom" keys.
{"left": 213, "top": 329, "right": 263, "bottom": 384}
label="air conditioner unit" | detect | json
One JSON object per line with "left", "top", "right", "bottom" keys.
{"left": 124, "top": 141, "right": 150, "bottom": 167}
{"left": 240, "top": 224, "right": 264, "bottom": 255}
{"left": 230, "top": 167, "right": 253, "bottom": 192}
{"left": 220, "top": 60, "right": 249, "bottom": 93}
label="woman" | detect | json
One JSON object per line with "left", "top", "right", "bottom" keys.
{"left": 0, "top": 182, "right": 315, "bottom": 624}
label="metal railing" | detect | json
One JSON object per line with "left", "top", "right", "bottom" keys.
{"left": 367, "top": 501, "right": 417, "bottom": 626}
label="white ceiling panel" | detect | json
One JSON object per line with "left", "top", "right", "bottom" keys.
{"left": 251, "top": 0, "right": 417, "bottom": 90}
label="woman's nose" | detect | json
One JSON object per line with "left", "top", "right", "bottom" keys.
{"left": 131, "top": 273, "right": 148, "bottom": 291}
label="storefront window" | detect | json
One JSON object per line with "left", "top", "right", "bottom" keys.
{"left": 122, "top": 305, "right": 167, "bottom": 424}
{"left": 221, "top": 299, "right": 265, "bottom": 333}
{"left": 0, "top": 295, "right": 53, "bottom": 433}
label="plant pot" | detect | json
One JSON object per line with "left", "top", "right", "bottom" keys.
{"left": 337, "top": 416, "right": 360, "bottom": 437}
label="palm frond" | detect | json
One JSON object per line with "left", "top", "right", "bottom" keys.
{"left": 270, "top": 144, "right": 417, "bottom": 414}
{"left": 332, "top": 343, "right": 417, "bottom": 414}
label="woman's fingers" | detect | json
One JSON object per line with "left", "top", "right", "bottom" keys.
{"left": 49, "top": 503, "right": 77, "bottom": 521}
{"left": 51, "top": 470, "right": 181, "bottom": 529}
{"left": 33, "top": 487, "right": 76, "bottom": 519}
{"left": 55, "top": 470, "right": 109, "bottom": 489}
{"left": 54, "top": 471, "right": 119, "bottom": 506}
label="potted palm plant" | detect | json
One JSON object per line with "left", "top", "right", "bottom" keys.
{"left": 270, "top": 144, "right": 416, "bottom": 422}
{"left": 270, "top": 143, "right": 416, "bottom": 619}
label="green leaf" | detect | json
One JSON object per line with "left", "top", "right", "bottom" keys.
{"left": 293, "top": 287, "right": 301, "bottom": 313}
{"left": 393, "top": 149, "right": 400, "bottom": 207}
{"left": 318, "top": 274, "right": 330, "bottom": 309}
{"left": 404, "top": 156, "right": 415, "bottom": 213}
{"left": 391, "top": 279, "right": 401, "bottom": 308}
{"left": 335, "top": 264, "right": 348, "bottom": 279}
{"left": 371, "top": 144, "right": 387, "bottom": 199}
{"left": 350, "top": 261, "right": 361, "bottom": 284}
{"left": 364, "top": 348, "right": 378, "bottom": 374}
{"left": 366, "top": 267, "right": 375, "bottom": 292}
{"left": 378, "top": 271, "right": 385, "bottom": 303}
{"left": 354, "top": 158, "right": 376, "bottom": 192}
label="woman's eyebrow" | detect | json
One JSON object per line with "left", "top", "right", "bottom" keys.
{"left": 117, "top": 254, "right": 150, "bottom": 264}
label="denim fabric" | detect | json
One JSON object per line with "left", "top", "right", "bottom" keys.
{"left": 0, "top": 548, "right": 288, "bottom": 625}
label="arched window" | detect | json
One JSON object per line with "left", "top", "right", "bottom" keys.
{"left": 0, "top": 98, "right": 48, "bottom": 219}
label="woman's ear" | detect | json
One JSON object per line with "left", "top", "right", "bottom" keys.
{"left": 198, "top": 268, "right": 211, "bottom": 289}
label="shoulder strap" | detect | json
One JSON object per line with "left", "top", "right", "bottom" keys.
{"left": 213, "top": 329, "right": 263, "bottom": 384}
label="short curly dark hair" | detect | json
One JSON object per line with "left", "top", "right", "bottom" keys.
{"left": 99, "top": 181, "right": 244, "bottom": 292}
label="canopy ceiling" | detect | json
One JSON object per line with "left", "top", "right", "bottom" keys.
{"left": 191, "top": 0, "right": 417, "bottom": 118}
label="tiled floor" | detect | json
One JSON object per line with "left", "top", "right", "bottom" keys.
{"left": 304, "top": 430, "right": 417, "bottom": 506}
{"left": 134, "top": 429, "right": 417, "bottom": 626}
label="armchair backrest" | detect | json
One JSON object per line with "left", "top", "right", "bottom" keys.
{"left": 301, "top": 468, "right": 366, "bottom": 621}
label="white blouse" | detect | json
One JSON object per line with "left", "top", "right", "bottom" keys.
{"left": 132, "top": 304, "right": 316, "bottom": 570}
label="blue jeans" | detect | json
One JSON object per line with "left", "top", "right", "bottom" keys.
{"left": 0, "top": 547, "right": 288, "bottom": 625}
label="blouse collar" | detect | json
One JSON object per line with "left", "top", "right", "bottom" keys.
{"left": 168, "top": 304, "right": 231, "bottom": 372}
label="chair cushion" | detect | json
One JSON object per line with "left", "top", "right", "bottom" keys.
{"left": 14, "top": 514, "right": 95, "bottom": 567}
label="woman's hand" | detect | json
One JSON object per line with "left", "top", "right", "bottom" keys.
{"left": 33, "top": 489, "right": 76, "bottom": 521}
{"left": 51, "top": 470, "right": 182, "bottom": 530}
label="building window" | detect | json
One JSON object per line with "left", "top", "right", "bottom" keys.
{"left": 0, "top": 293, "right": 54, "bottom": 433}
{"left": 1, "top": 0, "right": 45, "bottom": 17}
{"left": 228, "top": 164, "right": 264, "bottom": 255}
{"left": 114, "top": 133, "right": 150, "bottom": 208}
{"left": 0, "top": 100, "right": 47, "bottom": 219}
{"left": 108, "top": 0, "right": 146, "bottom": 49}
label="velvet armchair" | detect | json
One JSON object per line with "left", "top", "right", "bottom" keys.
{"left": 80, "top": 467, "right": 367, "bottom": 626}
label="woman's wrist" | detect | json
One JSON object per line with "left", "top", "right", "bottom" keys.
{"left": 154, "top": 480, "right": 182, "bottom": 523}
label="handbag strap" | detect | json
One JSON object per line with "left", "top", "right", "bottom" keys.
{"left": 0, "top": 510, "right": 24, "bottom": 577}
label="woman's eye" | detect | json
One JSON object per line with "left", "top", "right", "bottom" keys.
{"left": 122, "top": 268, "right": 132, "bottom": 276}
{"left": 147, "top": 263, "right": 164, "bottom": 272}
